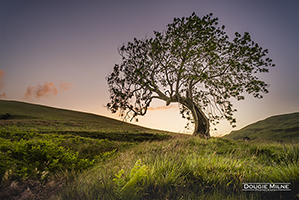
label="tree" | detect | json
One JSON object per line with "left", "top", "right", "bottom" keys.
{"left": 106, "top": 13, "right": 275, "bottom": 137}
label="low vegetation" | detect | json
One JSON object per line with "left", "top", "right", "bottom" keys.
{"left": 0, "top": 100, "right": 298, "bottom": 199}
{"left": 1, "top": 127, "right": 298, "bottom": 200}
{"left": 0, "top": 100, "right": 168, "bottom": 133}
{"left": 53, "top": 136, "right": 299, "bottom": 200}
{"left": 224, "top": 112, "right": 299, "bottom": 143}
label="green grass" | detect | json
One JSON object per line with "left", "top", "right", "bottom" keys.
{"left": 53, "top": 137, "right": 299, "bottom": 200}
{"left": 0, "top": 100, "right": 169, "bottom": 133}
{"left": 224, "top": 112, "right": 299, "bottom": 143}
{"left": 1, "top": 100, "right": 299, "bottom": 199}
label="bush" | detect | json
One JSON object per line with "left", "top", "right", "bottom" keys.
{"left": 1, "top": 113, "right": 11, "bottom": 120}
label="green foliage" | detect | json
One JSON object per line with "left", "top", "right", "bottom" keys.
{"left": 0, "top": 127, "right": 119, "bottom": 185}
{"left": 0, "top": 136, "right": 93, "bottom": 183}
{"left": 95, "top": 149, "right": 117, "bottom": 162}
{"left": 54, "top": 136, "right": 299, "bottom": 200}
{"left": 0, "top": 126, "right": 37, "bottom": 141}
{"left": 113, "top": 159, "right": 149, "bottom": 200}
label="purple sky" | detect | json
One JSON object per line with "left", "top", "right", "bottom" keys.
{"left": 1, "top": 0, "right": 298, "bottom": 136}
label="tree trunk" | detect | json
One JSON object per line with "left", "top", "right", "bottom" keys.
{"left": 191, "top": 104, "right": 210, "bottom": 138}
{"left": 180, "top": 99, "right": 210, "bottom": 138}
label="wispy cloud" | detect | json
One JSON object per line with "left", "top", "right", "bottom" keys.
{"left": 148, "top": 104, "right": 178, "bottom": 111}
{"left": 0, "top": 70, "right": 7, "bottom": 98}
{"left": 59, "top": 82, "right": 72, "bottom": 91}
{"left": 24, "top": 82, "right": 57, "bottom": 100}
{"left": 23, "top": 81, "right": 72, "bottom": 100}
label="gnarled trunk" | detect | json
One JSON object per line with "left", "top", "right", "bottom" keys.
{"left": 191, "top": 104, "right": 210, "bottom": 137}
{"left": 179, "top": 99, "right": 210, "bottom": 138}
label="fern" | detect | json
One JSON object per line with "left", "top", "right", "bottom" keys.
{"left": 113, "top": 159, "right": 148, "bottom": 200}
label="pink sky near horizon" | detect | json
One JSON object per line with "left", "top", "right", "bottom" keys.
{"left": 1, "top": 1, "right": 298, "bottom": 136}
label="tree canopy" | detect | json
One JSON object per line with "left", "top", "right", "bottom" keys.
{"left": 106, "top": 13, "right": 274, "bottom": 137}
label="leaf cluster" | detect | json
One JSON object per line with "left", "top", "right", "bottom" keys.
{"left": 113, "top": 159, "right": 149, "bottom": 200}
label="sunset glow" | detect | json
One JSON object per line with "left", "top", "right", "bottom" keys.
{"left": 1, "top": 1, "right": 298, "bottom": 136}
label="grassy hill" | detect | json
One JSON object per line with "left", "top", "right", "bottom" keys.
{"left": 1, "top": 100, "right": 298, "bottom": 199}
{"left": 224, "top": 112, "right": 299, "bottom": 143}
{"left": 0, "top": 100, "right": 169, "bottom": 134}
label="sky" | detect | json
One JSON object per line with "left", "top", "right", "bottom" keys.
{"left": 1, "top": 0, "right": 298, "bottom": 136}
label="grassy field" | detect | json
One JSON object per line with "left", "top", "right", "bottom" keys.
{"left": 224, "top": 112, "right": 299, "bottom": 143}
{"left": 53, "top": 137, "right": 299, "bottom": 200}
{"left": 0, "top": 100, "right": 298, "bottom": 199}
{"left": 0, "top": 100, "right": 168, "bottom": 133}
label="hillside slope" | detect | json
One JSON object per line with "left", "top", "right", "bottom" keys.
{"left": 0, "top": 100, "right": 167, "bottom": 134}
{"left": 224, "top": 112, "right": 299, "bottom": 143}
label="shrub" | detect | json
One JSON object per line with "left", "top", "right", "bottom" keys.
{"left": 1, "top": 113, "right": 11, "bottom": 120}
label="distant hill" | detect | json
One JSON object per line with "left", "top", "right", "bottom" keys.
{"left": 224, "top": 112, "right": 299, "bottom": 143}
{"left": 0, "top": 100, "right": 168, "bottom": 134}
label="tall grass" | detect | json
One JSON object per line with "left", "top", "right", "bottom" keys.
{"left": 54, "top": 136, "right": 299, "bottom": 200}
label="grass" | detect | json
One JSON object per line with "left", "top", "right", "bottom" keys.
{"left": 52, "top": 137, "right": 299, "bottom": 200}
{"left": 1, "top": 100, "right": 299, "bottom": 199}
{"left": 224, "top": 112, "right": 299, "bottom": 143}
{"left": 0, "top": 100, "right": 169, "bottom": 133}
